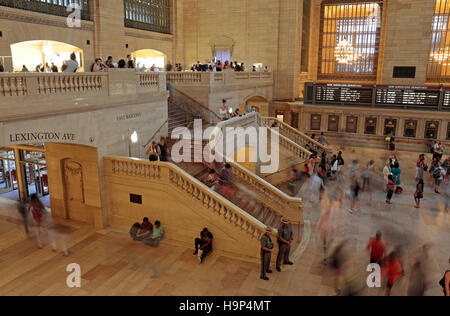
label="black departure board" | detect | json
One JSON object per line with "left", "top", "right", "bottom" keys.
{"left": 315, "top": 84, "right": 373, "bottom": 105}
{"left": 375, "top": 85, "right": 440, "bottom": 107}
{"left": 443, "top": 88, "right": 450, "bottom": 107}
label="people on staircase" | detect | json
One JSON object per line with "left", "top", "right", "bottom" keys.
{"left": 146, "top": 141, "right": 161, "bottom": 161}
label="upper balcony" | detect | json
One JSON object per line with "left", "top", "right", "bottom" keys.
{"left": 167, "top": 71, "right": 274, "bottom": 91}
{"left": 0, "top": 70, "right": 168, "bottom": 122}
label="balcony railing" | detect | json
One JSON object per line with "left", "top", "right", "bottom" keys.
{"left": 0, "top": 70, "right": 167, "bottom": 121}
{"left": 0, "top": 0, "right": 90, "bottom": 21}
{"left": 167, "top": 71, "right": 274, "bottom": 87}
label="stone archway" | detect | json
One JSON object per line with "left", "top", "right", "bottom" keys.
{"left": 10, "top": 40, "right": 84, "bottom": 72}
{"left": 131, "top": 49, "right": 167, "bottom": 71}
{"left": 239, "top": 95, "right": 270, "bottom": 116}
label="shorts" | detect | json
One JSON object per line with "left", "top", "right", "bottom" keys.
{"left": 435, "top": 179, "right": 442, "bottom": 186}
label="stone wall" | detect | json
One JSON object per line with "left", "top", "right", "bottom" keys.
{"left": 381, "top": 0, "right": 435, "bottom": 85}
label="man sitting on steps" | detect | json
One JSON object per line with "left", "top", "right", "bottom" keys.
{"left": 193, "top": 228, "right": 214, "bottom": 263}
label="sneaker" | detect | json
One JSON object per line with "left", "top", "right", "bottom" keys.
{"left": 260, "top": 276, "right": 269, "bottom": 281}
{"left": 198, "top": 250, "right": 203, "bottom": 263}
{"left": 276, "top": 267, "right": 281, "bottom": 272}
{"left": 348, "top": 209, "right": 354, "bottom": 214}
{"left": 283, "top": 261, "right": 294, "bottom": 265}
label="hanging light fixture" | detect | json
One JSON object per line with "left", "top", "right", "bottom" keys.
{"left": 430, "top": 47, "right": 450, "bottom": 64}
{"left": 335, "top": 38, "right": 361, "bottom": 64}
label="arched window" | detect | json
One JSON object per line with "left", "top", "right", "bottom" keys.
{"left": 318, "top": 0, "right": 383, "bottom": 81}
{"left": 124, "top": 0, "right": 171, "bottom": 34}
{"left": 427, "top": 0, "right": 450, "bottom": 83}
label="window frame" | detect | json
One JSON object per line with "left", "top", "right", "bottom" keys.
{"left": 346, "top": 116, "right": 358, "bottom": 133}
{"left": 310, "top": 114, "right": 322, "bottom": 131}
{"left": 328, "top": 115, "right": 340, "bottom": 132}
{"left": 318, "top": 0, "right": 384, "bottom": 81}
{"left": 364, "top": 117, "right": 377, "bottom": 135}
{"left": 403, "top": 120, "right": 418, "bottom": 138}
{"left": 424, "top": 121, "right": 439, "bottom": 139}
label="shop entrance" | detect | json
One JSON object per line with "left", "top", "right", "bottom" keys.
{"left": 0, "top": 149, "right": 17, "bottom": 194}
{"left": 0, "top": 146, "right": 50, "bottom": 207}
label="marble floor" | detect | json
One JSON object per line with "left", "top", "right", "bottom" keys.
{"left": 0, "top": 146, "right": 448, "bottom": 296}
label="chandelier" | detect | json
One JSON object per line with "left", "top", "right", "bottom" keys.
{"left": 430, "top": 47, "right": 450, "bottom": 63}
{"left": 335, "top": 38, "right": 361, "bottom": 64}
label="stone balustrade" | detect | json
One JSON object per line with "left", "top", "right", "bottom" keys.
{"left": 212, "top": 112, "right": 304, "bottom": 225}
{"left": 105, "top": 156, "right": 267, "bottom": 242}
{"left": 166, "top": 71, "right": 274, "bottom": 87}
{"left": 0, "top": 70, "right": 167, "bottom": 121}
{"left": 262, "top": 117, "right": 330, "bottom": 154}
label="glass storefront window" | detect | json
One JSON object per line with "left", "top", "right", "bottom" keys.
{"left": 22, "top": 151, "right": 46, "bottom": 165}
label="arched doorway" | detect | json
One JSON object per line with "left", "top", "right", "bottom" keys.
{"left": 131, "top": 49, "right": 167, "bottom": 71}
{"left": 239, "top": 96, "right": 269, "bottom": 116}
{"left": 10, "top": 40, "right": 84, "bottom": 72}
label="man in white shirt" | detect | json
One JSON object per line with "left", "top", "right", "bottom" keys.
{"left": 63, "top": 53, "right": 79, "bottom": 72}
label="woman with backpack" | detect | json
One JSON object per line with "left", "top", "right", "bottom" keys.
{"left": 386, "top": 175, "right": 395, "bottom": 204}
{"left": 433, "top": 163, "right": 445, "bottom": 194}
{"left": 391, "top": 162, "right": 402, "bottom": 194}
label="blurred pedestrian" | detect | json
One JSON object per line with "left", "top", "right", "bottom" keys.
{"left": 16, "top": 200, "right": 30, "bottom": 237}
{"left": 366, "top": 232, "right": 386, "bottom": 265}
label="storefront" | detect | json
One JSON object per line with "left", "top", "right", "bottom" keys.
{"left": 0, "top": 145, "right": 49, "bottom": 205}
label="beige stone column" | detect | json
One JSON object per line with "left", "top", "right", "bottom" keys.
{"left": 274, "top": 0, "right": 302, "bottom": 101}
{"left": 91, "top": 0, "right": 127, "bottom": 61}
{"left": 381, "top": 0, "right": 435, "bottom": 85}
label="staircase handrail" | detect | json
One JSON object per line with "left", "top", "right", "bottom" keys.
{"left": 143, "top": 119, "right": 169, "bottom": 148}
{"left": 104, "top": 156, "right": 270, "bottom": 240}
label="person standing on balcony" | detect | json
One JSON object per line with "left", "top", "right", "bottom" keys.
{"left": 0, "top": 60, "right": 4, "bottom": 72}
{"left": 126, "top": 55, "right": 135, "bottom": 69}
{"left": 105, "top": 56, "right": 115, "bottom": 69}
{"left": 62, "top": 53, "right": 79, "bottom": 73}
{"left": 21, "top": 65, "right": 29, "bottom": 72}
{"left": 276, "top": 218, "right": 294, "bottom": 272}
{"left": 260, "top": 227, "right": 274, "bottom": 281}
{"left": 51, "top": 63, "right": 58, "bottom": 72}
{"left": 92, "top": 58, "right": 105, "bottom": 72}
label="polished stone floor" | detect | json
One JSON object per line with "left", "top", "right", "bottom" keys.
{"left": 0, "top": 146, "right": 448, "bottom": 296}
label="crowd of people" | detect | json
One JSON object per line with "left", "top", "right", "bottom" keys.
{"left": 189, "top": 60, "right": 269, "bottom": 73}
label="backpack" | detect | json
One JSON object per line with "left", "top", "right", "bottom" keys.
{"left": 433, "top": 168, "right": 442, "bottom": 179}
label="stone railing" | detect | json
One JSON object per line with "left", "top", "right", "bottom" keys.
{"left": 0, "top": 70, "right": 167, "bottom": 121}
{"left": 261, "top": 117, "right": 331, "bottom": 154}
{"left": 0, "top": 72, "right": 107, "bottom": 98}
{"left": 104, "top": 156, "right": 268, "bottom": 241}
{"left": 210, "top": 112, "right": 304, "bottom": 224}
{"left": 0, "top": 70, "right": 166, "bottom": 99}
{"left": 166, "top": 71, "right": 273, "bottom": 87}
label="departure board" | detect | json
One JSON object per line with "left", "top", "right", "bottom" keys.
{"left": 315, "top": 84, "right": 373, "bottom": 104}
{"left": 443, "top": 88, "right": 450, "bottom": 107}
{"left": 375, "top": 85, "right": 440, "bottom": 107}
